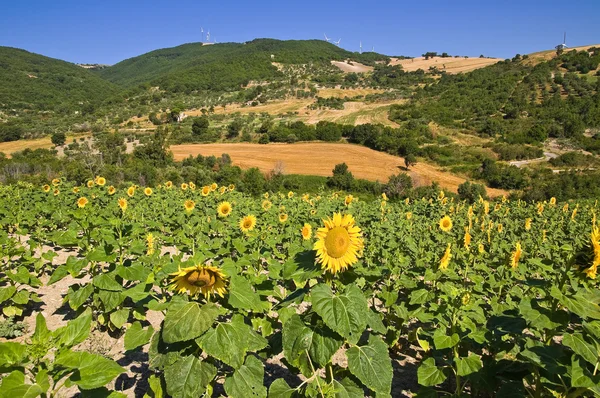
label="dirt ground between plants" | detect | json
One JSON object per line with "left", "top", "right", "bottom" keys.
{"left": 170, "top": 142, "right": 507, "bottom": 197}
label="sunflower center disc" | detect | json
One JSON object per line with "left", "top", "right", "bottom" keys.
{"left": 187, "top": 270, "right": 214, "bottom": 287}
{"left": 325, "top": 226, "right": 350, "bottom": 258}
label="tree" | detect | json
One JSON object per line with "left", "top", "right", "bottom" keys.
{"left": 227, "top": 119, "right": 244, "bottom": 139}
{"left": 315, "top": 121, "right": 342, "bottom": 142}
{"left": 404, "top": 153, "right": 417, "bottom": 169}
{"left": 51, "top": 132, "right": 66, "bottom": 146}
{"left": 241, "top": 168, "right": 265, "bottom": 196}
{"left": 457, "top": 181, "right": 488, "bottom": 203}
{"left": 192, "top": 117, "right": 210, "bottom": 137}
{"left": 327, "top": 163, "right": 354, "bottom": 190}
{"left": 385, "top": 173, "right": 413, "bottom": 199}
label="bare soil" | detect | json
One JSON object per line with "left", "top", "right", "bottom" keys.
{"left": 390, "top": 56, "right": 502, "bottom": 74}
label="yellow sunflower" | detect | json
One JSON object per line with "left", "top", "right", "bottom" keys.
{"left": 382, "top": 193, "right": 388, "bottom": 201}
{"left": 189, "top": 182, "right": 196, "bottom": 190}
{"left": 219, "top": 186, "right": 227, "bottom": 194}
{"left": 53, "top": 189, "right": 60, "bottom": 196}
{"left": 287, "top": 191, "right": 294, "bottom": 199}
{"left": 87, "top": 180, "right": 95, "bottom": 188}
{"left": 184, "top": 200, "right": 195, "bottom": 212}
{"left": 228, "top": 184, "right": 235, "bottom": 191}
{"left": 77, "top": 197, "right": 89, "bottom": 208}
{"left": 525, "top": 218, "right": 532, "bottom": 231}
{"left": 95, "top": 176, "right": 106, "bottom": 186}
{"left": 217, "top": 201, "right": 232, "bottom": 217}
{"left": 201, "top": 185, "right": 211, "bottom": 196}
{"left": 263, "top": 192, "right": 269, "bottom": 199}
{"left": 439, "top": 244, "right": 452, "bottom": 270}
{"left": 170, "top": 265, "right": 227, "bottom": 298}
{"left": 210, "top": 183, "right": 218, "bottom": 191}
{"left": 165, "top": 181, "right": 173, "bottom": 189}
{"left": 42, "top": 184, "right": 51, "bottom": 193}
{"left": 314, "top": 213, "right": 363, "bottom": 275}
{"left": 127, "top": 186, "right": 136, "bottom": 197}
{"left": 438, "top": 191, "right": 445, "bottom": 200}
{"left": 108, "top": 186, "right": 116, "bottom": 195}
{"left": 549, "top": 197, "right": 556, "bottom": 206}
{"left": 144, "top": 187, "right": 153, "bottom": 196}
{"left": 439, "top": 215, "right": 453, "bottom": 232}
{"left": 510, "top": 242, "right": 522, "bottom": 269}
{"left": 584, "top": 226, "right": 600, "bottom": 279}
{"left": 279, "top": 213, "right": 288, "bottom": 223}
{"left": 262, "top": 200, "right": 272, "bottom": 211}
{"left": 181, "top": 183, "right": 189, "bottom": 190}
{"left": 406, "top": 212, "right": 413, "bottom": 220}
{"left": 239, "top": 215, "right": 257, "bottom": 233}
{"left": 464, "top": 228, "right": 471, "bottom": 250}
{"left": 118, "top": 198, "right": 127, "bottom": 212}
{"left": 310, "top": 209, "right": 317, "bottom": 215}
{"left": 344, "top": 195, "right": 354, "bottom": 206}
{"left": 51, "top": 178, "right": 61, "bottom": 186}
{"left": 146, "top": 233, "right": 155, "bottom": 255}
{"left": 72, "top": 187, "right": 80, "bottom": 194}
{"left": 301, "top": 223, "right": 312, "bottom": 240}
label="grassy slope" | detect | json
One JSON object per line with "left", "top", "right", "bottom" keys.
{"left": 0, "top": 47, "right": 119, "bottom": 110}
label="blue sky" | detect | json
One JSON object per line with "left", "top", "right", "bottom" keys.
{"left": 1, "top": 0, "right": 598, "bottom": 65}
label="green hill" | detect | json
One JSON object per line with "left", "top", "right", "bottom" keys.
{"left": 98, "top": 39, "right": 389, "bottom": 92}
{"left": 0, "top": 47, "right": 119, "bottom": 111}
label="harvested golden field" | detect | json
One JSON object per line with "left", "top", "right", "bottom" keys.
{"left": 390, "top": 56, "right": 502, "bottom": 73}
{"left": 525, "top": 44, "right": 600, "bottom": 65}
{"left": 317, "top": 87, "right": 386, "bottom": 98}
{"left": 0, "top": 134, "right": 91, "bottom": 157}
{"left": 330, "top": 60, "right": 373, "bottom": 73}
{"left": 170, "top": 142, "right": 507, "bottom": 196}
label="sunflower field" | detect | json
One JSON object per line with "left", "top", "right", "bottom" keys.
{"left": 0, "top": 178, "right": 599, "bottom": 398}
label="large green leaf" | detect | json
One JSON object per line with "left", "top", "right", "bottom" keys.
{"left": 433, "top": 329, "right": 460, "bottom": 350}
{"left": 164, "top": 355, "right": 216, "bottom": 398}
{"left": 570, "top": 356, "right": 600, "bottom": 388}
{"left": 228, "top": 275, "right": 265, "bottom": 312}
{"left": 55, "top": 351, "right": 124, "bottom": 390}
{"left": 93, "top": 273, "right": 123, "bottom": 291}
{"left": 54, "top": 308, "right": 92, "bottom": 348}
{"left": 68, "top": 283, "right": 94, "bottom": 310}
{"left": 455, "top": 354, "right": 483, "bottom": 377}
{"left": 124, "top": 322, "right": 154, "bottom": 351}
{"left": 0, "top": 286, "right": 16, "bottom": 304}
{"left": 162, "top": 302, "right": 219, "bottom": 343}
{"left": 551, "top": 287, "right": 600, "bottom": 320}
{"left": 196, "top": 314, "right": 253, "bottom": 369}
{"left": 332, "top": 377, "right": 364, "bottom": 398}
{"left": 224, "top": 355, "right": 267, "bottom": 398}
{"left": 268, "top": 379, "right": 296, "bottom": 398}
{"left": 519, "top": 299, "right": 561, "bottom": 330}
{"left": 282, "top": 314, "right": 342, "bottom": 376}
{"left": 563, "top": 333, "right": 599, "bottom": 365}
{"left": 417, "top": 357, "right": 447, "bottom": 387}
{"left": 0, "top": 370, "right": 43, "bottom": 398}
{"left": 310, "top": 284, "right": 368, "bottom": 344}
{"left": 346, "top": 334, "right": 392, "bottom": 394}
{"left": 0, "top": 342, "right": 27, "bottom": 367}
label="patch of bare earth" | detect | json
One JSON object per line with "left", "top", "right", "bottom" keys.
{"left": 331, "top": 60, "right": 373, "bottom": 73}
{"left": 390, "top": 56, "right": 502, "bottom": 74}
{"left": 170, "top": 142, "right": 507, "bottom": 197}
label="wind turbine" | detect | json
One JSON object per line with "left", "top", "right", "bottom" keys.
{"left": 207, "top": 30, "right": 210, "bottom": 42}
{"left": 359, "top": 41, "right": 362, "bottom": 54}
{"left": 324, "top": 33, "right": 331, "bottom": 42}
{"left": 334, "top": 38, "right": 341, "bottom": 47}
{"left": 201, "top": 27, "right": 204, "bottom": 42}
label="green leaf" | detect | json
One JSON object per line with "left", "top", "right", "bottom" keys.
{"left": 48, "top": 266, "right": 69, "bottom": 285}
{"left": 228, "top": 275, "right": 265, "bottom": 312}
{"left": 409, "top": 289, "right": 429, "bottom": 305}
{"left": 163, "top": 355, "right": 216, "bottom": 398}
{"left": 68, "top": 283, "right": 94, "bottom": 310}
{"left": 54, "top": 308, "right": 92, "bottom": 348}
{"left": 124, "top": 283, "right": 151, "bottom": 302}
{"left": 195, "top": 315, "right": 250, "bottom": 369}
{"left": 551, "top": 287, "right": 600, "bottom": 320}
{"left": 268, "top": 379, "right": 296, "bottom": 398}
{"left": 310, "top": 284, "right": 368, "bottom": 344}
{"left": 346, "top": 334, "right": 393, "bottom": 394}
{"left": 563, "top": 333, "right": 599, "bottom": 365}
{"left": 0, "top": 342, "right": 27, "bottom": 367}
{"left": 0, "top": 286, "right": 17, "bottom": 304}
{"left": 455, "top": 354, "right": 483, "bottom": 377}
{"left": 97, "top": 290, "right": 125, "bottom": 312}
{"left": 145, "top": 374, "right": 163, "bottom": 398}
{"left": 55, "top": 351, "right": 124, "bottom": 390}
{"left": 116, "top": 264, "right": 151, "bottom": 282}
{"left": 366, "top": 309, "right": 386, "bottom": 335}
{"left": 162, "top": 302, "right": 219, "bottom": 343}
{"left": 518, "top": 299, "right": 561, "bottom": 330}
{"left": 417, "top": 357, "right": 447, "bottom": 387}
{"left": 93, "top": 273, "right": 123, "bottom": 291}
{"left": 282, "top": 314, "right": 342, "bottom": 375}
{"left": 32, "top": 313, "right": 51, "bottom": 345}
{"left": 571, "top": 355, "right": 600, "bottom": 388}
{"left": 224, "top": 355, "right": 267, "bottom": 398}
{"left": 110, "top": 309, "right": 129, "bottom": 329}
{"left": 35, "top": 369, "right": 50, "bottom": 393}
{"left": 332, "top": 377, "right": 364, "bottom": 398}
{"left": 433, "top": 329, "right": 460, "bottom": 350}
{"left": 79, "top": 387, "right": 127, "bottom": 398}
{"left": 124, "top": 322, "right": 154, "bottom": 351}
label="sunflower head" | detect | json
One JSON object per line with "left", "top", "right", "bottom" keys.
{"left": 263, "top": 192, "right": 269, "bottom": 199}
{"left": 511, "top": 242, "right": 522, "bottom": 269}
{"left": 217, "top": 201, "right": 232, "bottom": 217}
{"left": 87, "top": 180, "right": 95, "bottom": 188}
{"left": 181, "top": 183, "right": 188, "bottom": 190}
{"left": 219, "top": 186, "right": 227, "bottom": 194}
{"left": 439, "top": 243, "right": 452, "bottom": 270}
{"left": 406, "top": 212, "right": 413, "bottom": 220}
{"left": 51, "top": 178, "right": 61, "bottom": 186}
{"left": 438, "top": 191, "right": 445, "bottom": 200}
{"left": 550, "top": 197, "right": 556, "bottom": 206}
{"left": 144, "top": 187, "right": 153, "bottom": 196}
{"left": 42, "top": 184, "right": 51, "bottom": 193}
{"left": 344, "top": 195, "right": 354, "bottom": 206}
{"left": 525, "top": 218, "right": 532, "bottom": 231}
{"left": 53, "top": 189, "right": 60, "bottom": 196}
{"left": 189, "top": 182, "right": 196, "bottom": 190}
{"left": 262, "top": 200, "right": 272, "bottom": 211}
{"left": 201, "top": 186, "right": 211, "bottom": 196}
{"left": 301, "top": 223, "right": 312, "bottom": 240}
{"left": 287, "top": 191, "right": 294, "bottom": 199}
{"left": 146, "top": 233, "right": 155, "bottom": 255}
{"left": 382, "top": 193, "right": 388, "bottom": 201}
{"left": 439, "top": 215, "right": 453, "bottom": 232}
{"left": 108, "top": 186, "right": 116, "bottom": 195}
{"left": 464, "top": 228, "right": 471, "bottom": 249}
{"left": 184, "top": 200, "right": 195, "bottom": 212}
{"left": 210, "top": 183, "right": 218, "bottom": 191}
{"left": 170, "top": 265, "right": 227, "bottom": 298}
{"left": 239, "top": 215, "right": 257, "bottom": 233}
{"left": 127, "top": 186, "right": 135, "bottom": 197}
{"left": 314, "top": 213, "right": 363, "bottom": 275}
{"left": 77, "top": 197, "right": 89, "bottom": 208}
{"left": 118, "top": 198, "right": 127, "bottom": 212}
{"left": 228, "top": 184, "right": 235, "bottom": 191}
{"left": 279, "top": 213, "right": 288, "bottom": 223}
{"left": 72, "top": 187, "right": 80, "bottom": 194}
{"left": 95, "top": 176, "right": 106, "bottom": 186}
{"left": 165, "top": 181, "right": 173, "bottom": 189}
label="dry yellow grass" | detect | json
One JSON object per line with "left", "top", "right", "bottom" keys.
{"left": 330, "top": 61, "right": 373, "bottom": 73}
{"left": 170, "top": 142, "right": 507, "bottom": 197}
{"left": 0, "top": 134, "right": 91, "bottom": 157}
{"left": 390, "top": 56, "right": 502, "bottom": 74}
{"left": 525, "top": 44, "right": 600, "bottom": 65}
{"left": 317, "top": 88, "right": 386, "bottom": 98}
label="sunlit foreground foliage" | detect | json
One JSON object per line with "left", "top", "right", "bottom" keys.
{"left": 1, "top": 179, "right": 599, "bottom": 397}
